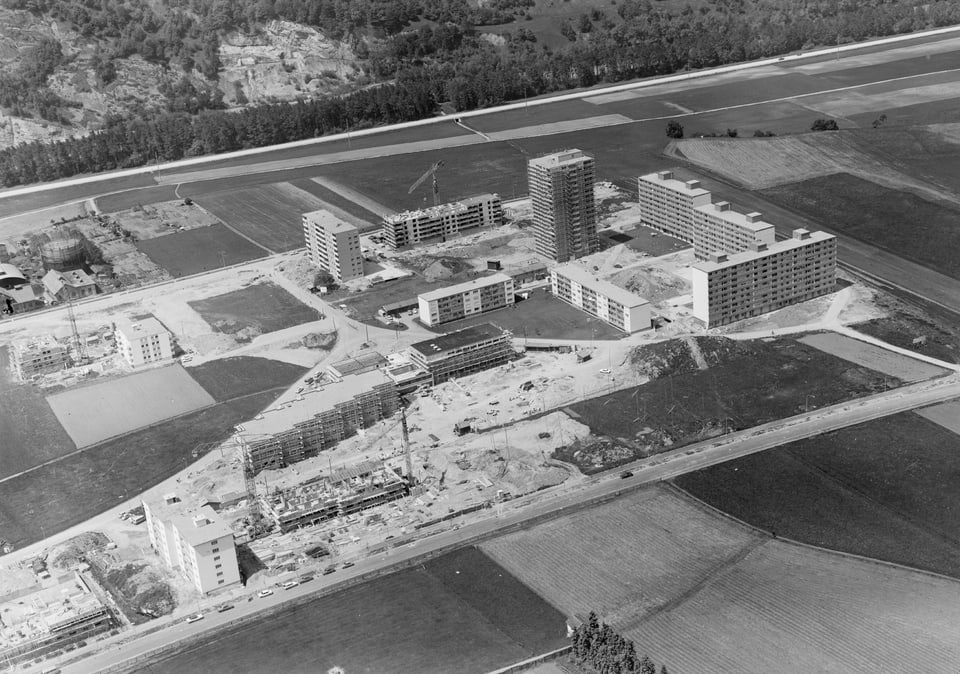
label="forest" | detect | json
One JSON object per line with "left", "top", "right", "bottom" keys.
{"left": 1, "top": 0, "right": 959, "bottom": 186}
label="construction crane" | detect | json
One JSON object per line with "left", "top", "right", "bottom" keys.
{"left": 408, "top": 160, "right": 444, "bottom": 207}
{"left": 66, "top": 298, "right": 86, "bottom": 364}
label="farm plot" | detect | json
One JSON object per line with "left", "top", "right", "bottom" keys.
{"left": 187, "top": 356, "right": 309, "bottom": 403}
{"left": 762, "top": 173, "right": 960, "bottom": 281}
{"left": 146, "top": 547, "right": 565, "bottom": 674}
{"left": 135, "top": 223, "right": 268, "bottom": 277}
{"left": 46, "top": 364, "right": 215, "bottom": 447}
{"left": 797, "top": 332, "right": 948, "bottom": 382}
{"left": 675, "top": 411, "right": 960, "bottom": 578}
{"left": 915, "top": 400, "right": 960, "bottom": 435}
{"left": 624, "top": 540, "right": 960, "bottom": 674}
{"left": 481, "top": 487, "right": 759, "bottom": 623}
{"left": 188, "top": 282, "right": 319, "bottom": 338}
{"left": 196, "top": 183, "right": 325, "bottom": 253}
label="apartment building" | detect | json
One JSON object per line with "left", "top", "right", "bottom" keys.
{"left": 143, "top": 495, "right": 241, "bottom": 595}
{"left": 528, "top": 150, "right": 599, "bottom": 262}
{"left": 692, "top": 202, "right": 776, "bottom": 260}
{"left": 551, "top": 264, "right": 651, "bottom": 333}
{"left": 240, "top": 369, "right": 400, "bottom": 473}
{"left": 12, "top": 336, "right": 70, "bottom": 380}
{"left": 303, "top": 210, "right": 364, "bottom": 282}
{"left": 691, "top": 229, "right": 837, "bottom": 328}
{"left": 407, "top": 323, "right": 514, "bottom": 385}
{"left": 636, "top": 170, "right": 712, "bottom": 242}
{"left": 114, "top": 316, "right": 173, "bottom": 368}
{"left": 381, "top": 194, "right": 503, "bottom": 249}
{"left": 417, "top": 273, "right": 515, "bottom": 327}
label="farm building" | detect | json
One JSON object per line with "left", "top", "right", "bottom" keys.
{"left": 418, "top": 273, "right": 515, "bottom": 327}
{"left": 114, "top": 316, "right": 174, "bottom": 368}
{"left": 142, "top": 494, "right": 242, "bottom": 595}
{"left": 261, "top": 460, "right": 409, "bottom": 532}
{"left": 239, "top": 369, "right": 400, "bottom": 473}
{"left": 0, "top": 572, "right": 117, "bottom": 667}
{"left": 42, "top": 268, "right": 97, "bottom": 303}
{"left": 551, "top": 264, "right": 651, "bottom": 334}
{"left": 381, "top": 194, "right": 503, "bottom": 249}
{"left": 12, "top": 335, "right": 71, "bottom": 380}
{"left": 407, "top": 323, "right": 515, "bottom": 386}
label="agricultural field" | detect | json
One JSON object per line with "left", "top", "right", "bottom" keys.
{"left": 0, "top": 388, "right": 282, "bottom": 549}
{"left": 95, "top": 185, "right": 180, "bottom": 214}
{"left": 135, "top": 223, "right": 268, "bottom": 277}
{"left": 147, "top": 547, "right": 566, "bottom": 674}
{"left": 674, "top": 411, "right": 960, "bottom": 578}
{"left": 0, "top": 346, "right": 76, "bottom": 481}
{"left": 196, "top": 182, "right": 326, "bottom": 253}
{"left": 797, "top": 332, "right": 948, "bottom": 382}
{"left": 557, "top": 335, "right": 898, "bottom": 473}
{"left": 46, "top": 364, "right": 216, "bottom": 448}
{"left": 186, "top": 356, "right": 309, "bottom": 403}
{"left": 287, "top": 178, "right": 382, "bottom": 228}
{"left": 188, "top": 282, "right": 320, "bottom": 338}
{"left": 853, "top": 286, "right": 960, "bottom": 363}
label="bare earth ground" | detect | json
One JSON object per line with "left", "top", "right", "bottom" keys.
{"left": 797, "top": 332, "right": 948, "bottom": 382}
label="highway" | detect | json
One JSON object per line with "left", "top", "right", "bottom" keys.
{"left": 61, "top": 373, "right": 960, "bottom": 674}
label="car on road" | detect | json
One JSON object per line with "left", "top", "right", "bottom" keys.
{"left": 298, "top": 574, "right": 314, "bottom": 584}
{"left": 342, "top": 561, "right": 355, "bottom": 569}
{"left": 185, "top": 613, "right": 204, "bottom": 624}
{"left": 600, "top": 368, "right": 611, "bottom": 374}
{"left": 215, "top": 603, "right": 233, "bottom": 613}
{"left": 257, "top": 589, "right": 274, "bottom": 598}
{"left": 323, "top": 566, "right": 337, "bottom": 575}
{"left": 281, "top": 580, "right": 299, "bottom": 590}
{"left": 619, "top": 470, "right": 634, "bottom": 479}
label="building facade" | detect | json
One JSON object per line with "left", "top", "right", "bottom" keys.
{"left": 528, "top": 150, "right": 598, "bottom": 262}
{"left": 381, "top": 194, "right": 503, "bottom": 249}
{"left": 114, "top": 317, "right": 173, "bottom": 368}
{"left": 637, "top": 170, "right": 712, "bottom": 242}
{"left": 12, "top": 336, "right": 70, "bottom": 380}
{"left": 418, "top": 273, "right": 515, "bottom": 327}
{"left": 42, "top": 268, "right": 97, "bottom": 303}
{"left": 143, "top": 496, "right": 241, "bottom": 595}
{"left": 692, "top": 202, "right": 776, "bottom": 260}
{"left": 551, "top": 264, "right": 651, "bottom": 333}
{"left": 407, "top": 323, "right": 514, "bottom": 385}
{"left": 691, "top": 229, "right": 837, "bottom": 328}
{"left": 303, "top": 210, "right": 364, "bottom": 282}
{"left": 0, "top": 284, "right": 43, "bottom": 314}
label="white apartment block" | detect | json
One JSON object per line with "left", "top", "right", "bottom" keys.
{"left": 418, "top": 273, "right": 515, "bottom": 327}
{"left": 114, "top": 317, "right": 173, "bottom": 368}
{"left": 303, "top": 210, "right": 364, "bottom": 282}
{"left": 693, "top": 202, "right": 776, "bottom": 260}
{"left": 551, "top": 264, "right": 651, "bottom": 334}
{"left": 382, "top": 194, "right": 503, "bottom": 249}
{"left": 691, "top": 229, "right": 837, "bottom": 328}
{"left": 637, "top": 170, "right": 711, "bottom": 242}
{"left": 143, "top": 496, "right": 241, "bottom": 595}
{"left": 528, "top": 150, "right": 598, "bottom": 262}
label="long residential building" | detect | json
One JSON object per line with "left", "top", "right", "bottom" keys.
{"left": 381, "top": 194, "right": 503, "bottom": 249}
{"left": 408, "top": 323, "right": 514, "bottom": 385}
{"left": 143, "top": 495, "right": 242, "bottom": 595}
{"left": 418, "top": 273, "right": 515, "bottom": 327}
{"left": 692, "top": 201, "right": 776, "bottom": 260}
{"left": 303, "top": 210, "right": 364, "bottom": 282}
{"left": 239, "top": 369, "right": 400, "bottom": 473}
{"left": 691, "top": 229, "right": 837, "bottom": 328}
{"left": 637, "top": 170, "right": 711, "bottom": 242}
{"left": 528, "top": 150, "right": 599, "bottom": 262}
{"left": 551, "top": 264, "right": 651, "bottom": 333}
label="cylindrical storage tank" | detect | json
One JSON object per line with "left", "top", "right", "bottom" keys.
{"left": 41, "top": 236, "right": 85, "bottom": 272}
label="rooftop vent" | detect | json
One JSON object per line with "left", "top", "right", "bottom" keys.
{"left": 744, "top": 212, "right": 763, "bottom": 223}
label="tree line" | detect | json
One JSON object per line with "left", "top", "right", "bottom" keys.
{"left": 571, "top": 611, "right": 667, "bottom": 674}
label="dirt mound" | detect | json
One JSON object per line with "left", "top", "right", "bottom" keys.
{"left": 630, "top": 337, "right": 746, "bottom": 379}
{"left": 49, "top": 532, "right": 110, "bottom": 570}
{"left": 299, "top": 331, "right": 337, "bottom": 350}
{"left": 88, "top": 552, "right": 175, "bottom": 624}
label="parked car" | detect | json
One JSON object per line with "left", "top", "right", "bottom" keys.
{"left": 281, "top": 580, "right": 299, "bottom": 590}
{"left": 257, "top": 589, "right": 274, "bottom": 598}
{"left": 185, "top": 613, "right": 204, "bottom": 624}
{"left": 600, "top": 368, "right": 611, "bottom": 374}
{"left": 342, "top": 561, "right": 355, "bottom": 569}
{"left": 298, "top": 574, "right": 315, "bottom": 584}
{"left": 215, "top": 603, "right": 233, "bottom": 613}
{"left": 323, "top": 566, "right": 337, "bottom": 575}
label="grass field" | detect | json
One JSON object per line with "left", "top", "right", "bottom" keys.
{"left": 196, "top": 183, "right": 324, "bottom": 253}
{"left": 763, "top": 173, "right": 960, "bottom": 281}
{"left": 797, "top": 332, "right": 948, "bottom": 381}
{"left": 600, "top": 224, "right": 691, "bottom": 257}
{"left": 188, "top": 282, "right": 319, "bottom": 336}
{"left": 557, "top": 335, "right": 898, "bottom": 473}
{"left": 675, "top": 410, "right": 960, "bottom": 578}
{"left": 187, "top": 356, "right": 308, "bottom": 403}
{"left": 135, "top": 223, "right": 268, "bottom": 277}
{"left": 147, "top": 547, "right": 566, "bottom": 674}
{"left": 46, "top": 364, "right": 216, "bottom": 448}
{"left": 0, "top": 388, "right": 283, "bottom": 549}
{"left": 0, "top": 346, "right": 76, "bottom": 481}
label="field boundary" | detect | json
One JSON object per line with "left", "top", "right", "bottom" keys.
{"left": 485, "top": 646, "right": 573, "bottom": 674}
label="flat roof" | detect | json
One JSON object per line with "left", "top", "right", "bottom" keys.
{"left": 552, "top": 264, "right": 650, "bottom": 308}
{"left": 171, "top": 505, "right": 234, "bottom": 546}
{"left": 692, "top": 230, "right": 836, "bottom": 272}
{"left": 418, "top": 273, "right": 513, "bottom": 302}
{"left": 242, "top": 368, "right": 395, "bottom": 436}
{"left": 409, "top": 323, "right": 507, "bottom": 357}
{"left": 384, "top": 193, "right": 499, "bottom": 225}
{"left": 638, "top": 171, "right": 711, "bottom": 198}
{"left": 329, "top": 351, "right": 387, "bottom": 376}
{"left": 694, "top": 203, "right": 774, "bottom": 233}
{"left": 528, "top": 149, "right": 592, "bottom": 170}
{"left": 114, "top": 316, "right": 169, "bottom": 342}
{"left": 303, "top": 209, "right": 357, "bottom": 234}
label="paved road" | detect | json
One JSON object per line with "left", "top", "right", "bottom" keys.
{"left": 61, "top": 374, "right": 960, "bottom": 674}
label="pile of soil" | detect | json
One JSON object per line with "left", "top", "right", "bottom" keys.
{"left": 49, "top": 532, "right": 110, "bottom": 570}
{"left": 88, "top": 552, "right": 175, "bottom": 624}
{"left": 630, "top": 336, "right": 746, "bottom": 379}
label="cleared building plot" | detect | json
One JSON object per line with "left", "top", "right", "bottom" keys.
{"left": 47, "top": 365, "right": 215, "bottom": 447}
{"left": 188, "top": 282, "right": 319, "bottom": 337}
{"left": 798, "top": 332, "right": 948, "bottom": 382}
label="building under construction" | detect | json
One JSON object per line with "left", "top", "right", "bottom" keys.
{"left": 261, "top": 460, "right": 409, "bottom": 532}
{"left": 239, "top": 369, "right": 400, "bottom": 474}
{"left": 12, "top": 336, "right": 71, "bottom": 380}
{"left": 407, "top": 323, "right": 515, "bottom": 386}
{"left": 381, "top": 194, "right": 503, "bottom": 249}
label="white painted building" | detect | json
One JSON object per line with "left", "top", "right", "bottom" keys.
{"left": 114, "top": 317, "right": 173, "bottom": 368}
{"left": 418, "top": 273, "right": 515, "bottom": 327}
{"left": 692, "top": 201, "right": 776, "bottom": 260}
{"left": 528, "top": 150, "right": 598, "bottom": 262}
{"left": 636, "top": 170, "right": 712, "bottom": 242}
{"left": 551, "top": 264, "right": 651, "bottom": 333}
{"left": 303, "top": 210, "right": 364, "bottom": 282}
